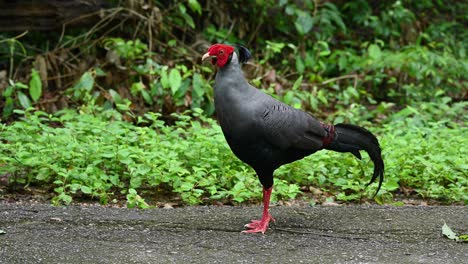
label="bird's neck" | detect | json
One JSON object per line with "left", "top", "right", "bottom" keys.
{"left": 215, "top": 62, "right": 251, "bottom": 94}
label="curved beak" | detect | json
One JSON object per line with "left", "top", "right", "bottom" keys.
{"left": 202, "top": 52, "right": 214, "bottom": 62}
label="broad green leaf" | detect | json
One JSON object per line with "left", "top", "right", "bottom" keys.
{"left": 294, "top": 11, "right": 314, "bottom": 35}
{"left": 285, "top": 5, "right": 295, "bottom": 15}
{"left": 14, "top": 82, "right": 28, "bottom": 89}
{"left": 178, "top": 3, "right": 186, "bottom": 13}
{"left": 108, "top": 89, "right": 123, "bottom": 104}
{"left": 179, "top": 4, "right": 195, "bottom": 28}
{"left": 283, "top": 91, "right": 294, "bottom": 104}
{"left": 3, "top": 85, "right": 14, "bottom": 97}
{"left": 94, "top": 67, "right": 107, "bottom": 76}
{"left": 188, "top": 0, "right": 202, "bottom": 15}
{"left": 59, "top": 193, "right": 72, "bottom": 205}
{"left": 182, "top": 13, "right": 195, "bottom": 28}
{"left": 116, "top": 103, "right": 130, "bottom": 111}
{"left": 293, "top": 102, "right": 302, "bottom": 109}
{"left": 295, "top": 56, "right": 305, "bottom": 74}
{"left": 17, "top": 91, "right": 31, "bottom": 109}
{"left": 292, "top": 75, "right": 303, "bottom": 91}
{"left": 317, "top": 41, "right": 331, "bottom": 57}
{"left": 180, "top": 182, "right": 194, "bottom": 191}
{"left": 73, "top": 71, "right": 95, "bottom": 92}
{"left": 29, "top": 69, "right": 42, "bottom": 102}
{"left": 442, "top": 222, "right": 459, "bottom": 242}
{"left": 160, "top": 69, "right": 169, "bottom": 88}
{"left": 80, "top": 185, "right": 92, "bottom": 194}
{"left": 338, "top": 55, "right": 348, "bottom": 70}
{"left": 141, "top": 89, "right": 153, "bottom": 105}
{"left": 169, "top": 69, "right": 182, "bottom": 95}
{"left": 174, "top": 79, "right": 191, "bottom": 99}
{"left": 304, "top": 52, "right": 315, "bottom": 68}
{"left": 317, "top": 90, "right": 328, "bottom": 105}
{"left": 192, "top": 73, "right": 205, "bottom": 98}
{"left": 130, "top": 82, "right": 145, "bottom": 96}
{"left": 383, "top": 177, "right": 400, "bottom": 191}
{"left": 309, "top": 96, "right": 318, "bottom": 110}
{"left": 3, "top": 97, "right": 14, "bottom": 117}
{"left": 130, "top": 177, "right": 142, "bottom": 189}
{"left": 368, "top": 44, "right": 382, "bottom": 60}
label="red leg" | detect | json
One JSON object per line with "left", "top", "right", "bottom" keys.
{"left": 243, "top": 187, "right": 275, "bottom": 234}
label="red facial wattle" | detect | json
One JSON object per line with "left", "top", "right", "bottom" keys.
{"left": 202, "top": 44, "right": 235, "bottom": 68}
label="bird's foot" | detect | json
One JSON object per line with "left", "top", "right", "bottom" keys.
{"left": 242, "top": 214, "right": 275, "bottom": 234}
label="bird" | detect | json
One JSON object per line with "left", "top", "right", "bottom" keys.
{"left": 202, "top": 43, "right": 384, "bottom": 234}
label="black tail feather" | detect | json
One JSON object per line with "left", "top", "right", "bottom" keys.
{"left": 325, "top": 123, "right": 384, "bottom": 197}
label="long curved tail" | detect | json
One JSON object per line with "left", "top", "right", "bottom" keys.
{"left": 324, "top": 123, "right": 384, "bottom": 197}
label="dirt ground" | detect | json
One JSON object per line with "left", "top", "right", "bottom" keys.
{"left": 0, "top": 203, "right": 466, "bottom": 263}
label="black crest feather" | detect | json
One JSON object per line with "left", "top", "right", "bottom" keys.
{"left": 234, "top": 44, "right": 251, "bottom": 64}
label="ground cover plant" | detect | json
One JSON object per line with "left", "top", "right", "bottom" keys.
{"left": 0, "top": 98, "right": 465, "bottom": 207}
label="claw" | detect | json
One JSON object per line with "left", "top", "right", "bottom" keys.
{"left": 242, "top": 227, "right": 267, "bottom": 234}
{"left": 242, "top": 187, "right": 275, "bottom": 234}
{"left": 242, "top": 212, "right": 274, "bottom": 234}
{"left": 242, "top": 220, "right": 269, "bottom": 233}
{"left": 244, "top": 220, "right": 260, "bottom": 226}
{"left": 244, "top": 220, "right": 261, "bottom": 229}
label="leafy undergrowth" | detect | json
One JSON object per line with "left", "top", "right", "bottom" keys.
{"left": 0, "top": 102, "right": 466, "bottom": 208}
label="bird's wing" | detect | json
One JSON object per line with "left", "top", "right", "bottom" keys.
{"left": 258, "top": 100, "right": 326, "bottom": 150}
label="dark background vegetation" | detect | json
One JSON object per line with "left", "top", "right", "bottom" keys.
{"left": 0, "top": 0, "right": 466, "bottom": 207}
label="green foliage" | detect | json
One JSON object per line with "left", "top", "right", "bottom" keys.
{"left": 2, "top": 67, "right": 43, "bottom": 118}
{"left": 29, "top": 69, "right": 42, "bottom": 102}
{"left": 378, "top": 123, "right": 466, "bottom": 203}
{"left": 356, "top": 44, "right": 467, "bottom": 103}
{"left": 0, "top": 107, "right": 251, "bottom": 206}
{"left": 127, "top": 188, "right": 150, "bottom": 209}
{"left": 63, "top": 58, "right": 214, "bottom": 117}
{"left": 0, "top": 100, "right": 466, "bottom": 207}
{"left": 103, "top": 38, "right": 148, "bottom": 60}
{"left": 69, "top": 71, "right": 95, "bottom": 102}
{"left": 0, "top": 32, "right": 28, "bottom": 80}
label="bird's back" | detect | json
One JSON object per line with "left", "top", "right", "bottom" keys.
{"left": 214, "top": 57, "right": 324, "bottom": 172}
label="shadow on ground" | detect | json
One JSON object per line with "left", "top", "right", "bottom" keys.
{"left": 0, "top": 204, "right": 466, "bottom": 263}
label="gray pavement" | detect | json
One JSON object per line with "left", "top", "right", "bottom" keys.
{"left": 0, "top": 204, "right": 466, "bottom": 263}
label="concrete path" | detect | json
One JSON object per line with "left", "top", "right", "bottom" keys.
{"left": 0, "top": 204, "right": 466, "bottom": 263}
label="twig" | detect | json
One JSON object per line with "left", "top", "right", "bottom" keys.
{"left": 248, "top": 19, "right": 262, "bottom": 46}
{"left": 224, "top": 19, "right": 236, "bottom": 43}
{"left": 0, "top": 31, "right": 29, "bottom": 44}
{"left": 313, "top": 0, "right": 319, "bottom": 17}
{"left": 320, "top": 74, "right": 360, "bottom": 88}
{"left": 58, "top": 7, "right": 124, "bottom": 49}
{"left": 1, "top": 31, "right": 29, "bottom": 80}
{"left": 147, "top": 9, "right": 154, "bottom": 83}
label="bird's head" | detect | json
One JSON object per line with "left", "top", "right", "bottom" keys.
{"left": 202, "top": 44, "right": 251, "bottom": 68}
{"left": 202, "top": 44, "right": 235, "bottom": 68}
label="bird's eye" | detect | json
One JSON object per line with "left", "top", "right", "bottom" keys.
{"left": 219, "top": 50, "right": 224, "bottom": 54}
